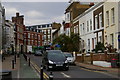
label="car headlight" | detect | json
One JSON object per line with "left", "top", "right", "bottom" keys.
{"left": 49, "top": 60, "right": 54, "bottom": 64}
{"left": 65, "top": 60, "right": 68, "bottom": 63}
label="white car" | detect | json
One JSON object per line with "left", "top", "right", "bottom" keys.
{"left": 64, "top": 52, "right": 75, "bottom": 65}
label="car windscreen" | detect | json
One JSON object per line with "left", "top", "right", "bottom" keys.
{"left": 36, "top": 50, "right": 42, "bottom": 53}
{"left": 64, "top": 53, "right": 73, "bottom": 57}
{"left": 48, "top": 52, "right": 66, "bottom": 62}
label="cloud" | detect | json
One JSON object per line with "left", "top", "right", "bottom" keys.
{"left": 53, "top": 15, "right": 65, "bottom": 22}
{"left": 5, "top": 7, "right": 19, "bottom": 19}
{"left": 25, "top": 10, "right": 44, "bottom": 19}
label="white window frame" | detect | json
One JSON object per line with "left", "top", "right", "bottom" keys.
{"left": 87, "top": 21, "right": 89, "bottom": 32}
{"left": 106, "top": 11, "right": 109, "bottom": 27}
{"left": 111, "top": 8, "right": 115, "bottom": 25}
{"left": 90, "top": 19, "right": 92, "bottom": 31}
{"left": 95, "top": 15, "right": 98, "bottom": 30}
{"left": 99, "top": 12, "right": 102, "bottom": 28}
{"left": 83, "top": 23, "right": 85, "bottom": 34}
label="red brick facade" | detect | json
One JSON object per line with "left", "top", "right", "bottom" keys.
{"left": 12, "top": 13, "right": 25, "bottom": 52}
{"left": 24, "top": 31, "right": 43, "bottom": 46}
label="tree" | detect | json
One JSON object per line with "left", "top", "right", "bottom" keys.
{"left": 53, "top": 33, "right": 80, "bottom": 52}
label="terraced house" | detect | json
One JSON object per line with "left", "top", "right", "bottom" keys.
{"left": 104, "top": 1, "right": 120, "bottom": 50}
{"left": 68, "top": 0, "right": 120, "bottom": 52}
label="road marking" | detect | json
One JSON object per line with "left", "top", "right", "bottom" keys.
{"left": 30, "top": 60, "right": 49, "bottom": 80}
{"left": 61, "top": 72, "right": 71, "bottom": 78}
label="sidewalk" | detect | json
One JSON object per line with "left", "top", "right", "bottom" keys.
{"left": 75, "top": 62, "right": 120, "bottom": 77}
{"left": 2, "top": 54, "right": 39, "bottom": 78}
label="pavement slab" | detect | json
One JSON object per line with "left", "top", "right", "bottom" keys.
{"left": 19, "top": 54, "right": 39, "bottom": 78}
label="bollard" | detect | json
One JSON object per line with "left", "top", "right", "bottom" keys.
{"left": 29, "top": 58, "right": 30, "bottom": 66}
{"left": 90, "top": 53, "right": 93, "bottom": 65}
{"left": 12, "top": 60, "right": 14, "bottom": 69}
{"left": 14, "top": 54, "right": 16, "bottom": 64}
{"left": 40, "top": 65, "right": 43, "bottom": 80}
{"left": 49, "top": 72, "right": 53, "bottom": 80}
{"left": 82, "top": 54, "right": 84, "bottom": 63}
{"left": 17, "top": 54, "right": 19, "bottom": 58}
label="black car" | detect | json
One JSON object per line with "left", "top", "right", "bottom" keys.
{"left": 42, "top": 50, "right": 69, "bottom": 71}
{"left": 34, "top": 50, "right": 42, "bottom": 56}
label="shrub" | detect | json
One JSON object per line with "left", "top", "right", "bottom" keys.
{"left": 95, "top": 42, "right": 105, "bottom": 53}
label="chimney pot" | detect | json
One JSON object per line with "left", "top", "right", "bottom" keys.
{"left": 16, "top": 13, "right": 19, "bottom": 17}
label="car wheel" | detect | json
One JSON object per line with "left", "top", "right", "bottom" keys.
{"left": 65, "top": 67, "right": 69, "bottom": 71}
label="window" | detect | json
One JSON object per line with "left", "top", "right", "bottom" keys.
{"left": 24, "top": 33, "right": 26, "bottom": 38}
{"left": 80, "top": 24, "right": 82, "bottom": 35}
{"left": 83, "top": 23, "right": 85, "bottom": 33}
{"left": 95, "top": 15, "right": 98, "bottom": 30}
{"left": 48, "top": 29, "right": 50, "bottom": 34}
{"left": 99, "top": 13, "right": 102, "bottom": 28}
{"left": 106, "top": 11, "right": 109, "bottom": 26}
{"left": 48, "top": 35, "right": 50, "bottom": 39}
{"left": 90, "top": 19, "right": 92, "bottom": 31}
{"left": 110, "top": 34, "right": 114, "bottom": 47}
{"left": 44, "top": 30, "right": 46, "bottom": 34}
{"left": 88, "top": 39, "right": 90, "bottom": 51}
{"left": 87, "top": 21, "right": 89, "bottom": 32}
{"left": 99, "top": 36, "right": 102, "bottom": 43}
{"left": 111, "top": 8, "right": 115, "bottom": 24}
{"left": 44, "top": 35, "right": 46, "bottom": 40}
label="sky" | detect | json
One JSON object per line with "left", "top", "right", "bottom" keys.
{"left": 1, "top": 0, "right": 115, "bottom": 26}
{"left": 1, "top": 0, "right": 107, "bottom": 26}
{"left": 2, "top": 2, "right": 68, "bottom": 26}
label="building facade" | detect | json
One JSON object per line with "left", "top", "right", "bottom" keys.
{"left": 12, "top": 13, "right": 25, "bottom": 53}
{"left": 0, "top": 2, "right": 5, "bottom": 53}
{"left": 104, "top": 1, "right": 120, "bottom": 50}
{"left": 73, "top": 2, "right": 104, "bottom": 52}
{"left": 27, "top": 24, "right": 52, "bottom": 46}
{"left": 24, "top": 27, "right": 43, "bottom": 52}
{"left": 64, "top": 2, "right": 93, "bottom": 35}
{"left": 0, "top": 2, "right": 2, "bottom": 52}
{"left": 4, "top": 20, "right": 15, "bottom": 53}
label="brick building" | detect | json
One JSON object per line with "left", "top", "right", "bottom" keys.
{"left": 12, "top": 13, "right": 25, "bottom": 53}
{"left": 27, "top": 24, "right": 52, "bottom": 45}
{"left": 24, "top": 27, "right": 43, "bottom": 47}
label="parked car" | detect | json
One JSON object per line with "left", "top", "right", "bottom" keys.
{"left": 34, "top": 50, "right": 42, "bottom": 56}
{"left": 42, "top": 50, "right": 69, "bottom": 71}
{"left": 64, "top": 52, "right": 75, "bottom": 65}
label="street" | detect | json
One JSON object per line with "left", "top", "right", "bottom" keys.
{"left": 26, "top": 54, "right": 119, "bottom": 80}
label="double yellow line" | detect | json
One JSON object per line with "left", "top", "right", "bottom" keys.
{"left": 30, "top": 59, "right": 49, "bottom": 80}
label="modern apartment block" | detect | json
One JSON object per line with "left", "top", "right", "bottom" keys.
{"left": 104, "top": 1, "right": 120, "bottom": 50}
{"left": 12, "top": 13, "right": 25, "bottom": 53}
{"left": 27, "top": 24, "right": 52, "bottom": 46}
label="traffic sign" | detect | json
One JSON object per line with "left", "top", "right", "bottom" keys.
{"left": 118, "top": 35, "right": 120, "bottom": 42}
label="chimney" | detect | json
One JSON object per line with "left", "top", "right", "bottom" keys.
{"left": 89, "top": 3, "right": 94, "bottom": 7}
{"left": 16, "top": 13, "right": 19, "bottom": 17}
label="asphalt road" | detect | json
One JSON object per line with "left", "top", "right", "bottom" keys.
{"left": 26, "top": 54, "right": 119, "bottom": 80}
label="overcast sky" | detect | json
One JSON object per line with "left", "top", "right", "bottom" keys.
{"left": 2, "top": 2, "right": 69, "bottom": 26}
{"left": 1, "top": 0, "right": 109, "bottom": 26}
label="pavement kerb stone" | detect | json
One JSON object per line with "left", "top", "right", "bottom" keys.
{"left": 75, "top": 62, "right": 119, "bottom": 73}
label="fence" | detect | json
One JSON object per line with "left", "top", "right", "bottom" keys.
{"left": 74, "top": 52, "right": 117, "bottom": 64}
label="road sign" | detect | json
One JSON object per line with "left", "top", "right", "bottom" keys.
{"left": 118, "top": 35, "right": 120, "bottom": 42}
